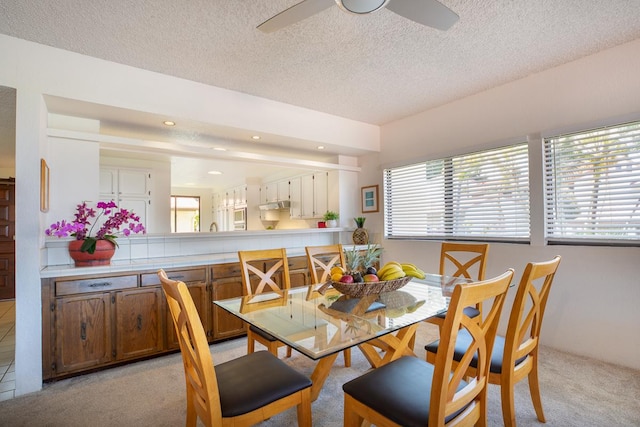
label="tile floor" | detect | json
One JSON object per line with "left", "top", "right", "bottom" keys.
{"left": 0, "top": 300, "right": 16, "bottom": 401}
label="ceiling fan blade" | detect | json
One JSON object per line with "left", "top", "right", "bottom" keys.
{"left": 257, "top": 0, "right": 335, "bottom": 33}
{"left": 386, "top": 0, "right": 459, "bottom": 31}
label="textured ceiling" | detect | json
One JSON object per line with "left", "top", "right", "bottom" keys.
{"left": 2, "top": 0, "right": 640, "bottom": 125}
{"left": 1, "top": 1, "right": 640, "bottom": 187}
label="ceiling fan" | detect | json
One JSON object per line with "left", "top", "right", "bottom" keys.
{"left": 258, "top": 0, "right": 459, "bottom": 33}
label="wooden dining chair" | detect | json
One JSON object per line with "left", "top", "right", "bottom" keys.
{"left": 343, "top": 269, "right": 514, "bottom": 427}
{"left": 238, "top": 248, "right": 292, "bottom": 357}
{"left": 157, "top": 269, "right": 312, "bottom": 427}
{"left": 305, "top": 244, "right": 351, "bottom": 367}
{"left": 426, "top": 256, "right": 562, "bottom": 427}
{"left": 426, "top": 241, "right": 490, "bottom": 330}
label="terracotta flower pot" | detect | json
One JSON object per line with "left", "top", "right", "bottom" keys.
{"left": 68, "top": 239, "right": 116, "bottom": 267}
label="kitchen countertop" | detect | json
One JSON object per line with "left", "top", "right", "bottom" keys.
{"left": 40, "top": 247, "right": 313, "bottom": 279}
{"left": 41, "top": 227, "right": 358, "bottom": 279}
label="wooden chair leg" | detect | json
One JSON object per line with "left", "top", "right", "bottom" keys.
{"left": 286, "top": 346, "right": 292, "bottom": 357}
{"left": 528, "top": 357, "right": 547, "bottom": 423}
{"left": 500, "top": 376, "right": 517, "bottom": 427}
{"left": 296, "top": 387, "right": 312, "bottom": 427}
{"left": 344, "top": 395, "right": 365, "bottom": 427}
{"left": 343, "top": 348, "right": 351, "bottom": 367}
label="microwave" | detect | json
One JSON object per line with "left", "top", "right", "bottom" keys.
{"left": 233, "top": 208, "right": 246, "bottom": 230}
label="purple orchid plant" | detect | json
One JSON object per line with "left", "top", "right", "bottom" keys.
{"left": 45, "top": 201, "right": 146, "bottom": 254}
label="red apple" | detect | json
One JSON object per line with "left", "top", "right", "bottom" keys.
{"left": 363, "top": 274, "right": 380, "bottom": 282}
{"left": 339, "top": 274, "right": 354, "bottom": 283}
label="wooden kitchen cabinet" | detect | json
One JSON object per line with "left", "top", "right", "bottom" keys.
{"left": 42, "top": 257, "right": 317, "bottom": 380}
{"left": 44, "top": 273, "right": 138, "bottom": 379}
{"left": 53, "top": 293, "right": 112, "bottom": 375}
{"left": 211, "top": 263, "right": 246, "bottom": 340}
{"left": 288, "top": 256, "right": 310, "bottom": 288}
{"left": 141, "top": 268, "right": 209, "bottom": 348}
{"left": 114, "top": 287, "right": 163, "bottom": 361}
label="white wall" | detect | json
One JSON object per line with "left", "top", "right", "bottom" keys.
{"left": 48, "top": 138, "right": 100, "bottom": 227}
{"left": 377, "top": 38, "right": 640, "bottom": 370}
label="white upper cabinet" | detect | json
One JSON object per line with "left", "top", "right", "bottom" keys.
{"left": 289, "top": 172, "right": 328, "bottom": 219}
{"left": 118, "top": 169, "right": 150, "bottom": 198}
{"left": 260, "top": 180, "right": 289, "bottom": 204}
{"left": 233, "top": 185, "right": 247, "bottom": 207}
{"left": 100, "top": 167, "right": 151, "bottom": 229}
{"left": 314, "top": 172, "right": 328, "bottom": 218}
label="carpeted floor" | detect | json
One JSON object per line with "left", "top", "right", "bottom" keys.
{"left": 1, "top": 323, "right": 639, "bottom": 426}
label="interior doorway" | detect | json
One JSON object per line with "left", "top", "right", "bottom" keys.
{"left": 0, "top": 86, "right": 15, "bottom": 301}
{"left": 0, "top": 179, "right": 15, "bottom": 300}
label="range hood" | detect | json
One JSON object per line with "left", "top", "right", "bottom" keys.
{"left": 259, "top": 200, "right": 291, "bottom": 211}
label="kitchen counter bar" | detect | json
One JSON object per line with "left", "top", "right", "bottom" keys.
{"left": 41, "top": 228, "right": 359, "bottom": 278}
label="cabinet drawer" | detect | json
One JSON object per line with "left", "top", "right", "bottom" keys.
{"left": 211, "top": 263, "right": 243, "bottom": 279}
{"left": 288, "top": 256, "right": 308, "bottom": 270}
{"left": 141, "top": 268, "right": 206, "bottom": 286}
{"left": 56, "top": 275, "right": 138, "bottom": 296}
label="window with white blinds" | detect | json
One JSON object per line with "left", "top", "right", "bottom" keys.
{"left": 544, "top": 121, "right": 640, "bottom": 243}
{"left": 384, "top": 143, "right": 530, "bottom": 241}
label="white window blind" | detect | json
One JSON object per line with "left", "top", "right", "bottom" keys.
{"left": 544, "top": 121, "right": 640, "bottom": 243}
{"left": 384, "top": 143, "right": 530, "bottom": 241}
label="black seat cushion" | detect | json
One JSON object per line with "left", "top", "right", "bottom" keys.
{"left": 249, "top": 324, "right": 278, "bottom": 342}
{"left": 342, "top": 356, "right": 468, "bottom": 426}
{"left": 434, "top": 305, "right": 480, "bottom": 319}
{"left": 216, "top": 350, "right": 312, "bottom": 417}
{"left": 425, "top": 330, "right": 528, "bottom": 374}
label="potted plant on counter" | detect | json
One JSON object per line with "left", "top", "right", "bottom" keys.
{"left": 323, "top": 210, "right": 339, "bottom": 228}
{"left": 45, "top": 201, "right": 146, "bottom": 266}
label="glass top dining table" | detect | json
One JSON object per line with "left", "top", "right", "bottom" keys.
{"left": 214, "top": 273, "right": 470, "bottom": 401}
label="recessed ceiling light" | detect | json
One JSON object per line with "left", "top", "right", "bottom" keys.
{"left": 317, "top": 145, "right": 325, "bottom": 150}
{"left": 208, "top": 170, "right": 222, "bottom": 175}
{"left": 251, "top": 135, "right": 261, "bottom": 140}
{"left": 213, "top": 147, "right": 227, "bottom": 151}
{"left": 163, "top": 121, "right": 176, "bottom": 126}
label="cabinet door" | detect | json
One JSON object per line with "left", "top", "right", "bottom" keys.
{"left": 115, "top": 288, "right": 164, "bottom": 360}
{"left": 211, "top": 263, "right": 246, "bottom": 340}
{"left": 301, "top": 174, "right": 315, "bottom": 218}
{"left": 289, "top": 177, "right": 302, "bottom": 218}
{"left": 99, "top": 168, "right": 118, "bottom": 198}
{"left": 118, "top": 169, "right": 150, "bottom": 198}
{"left": 314, "top": 172, "right": 328, "bottom": 218}
{"left": 277, "top": 180, "right": 289, "bottom": 201}
{"left": 234, "top": 185, "right": 247, "bottom": 207}
{"left": 54, "top": 293, "right": 112, "bottom": 374}
{"left": 266, "top": 183, "right": 279, "bottom": 202}
{"left": 166, "top": 282, "right": 208, "bottom": 349}
{"left": 259, "top": 185, "right": 268, "bottom": 205}
{"left": 288, "top": 256, "right": 310, "bottom": 288}
{"left": 212, "top": 276, "right": 246, "bottom": 340}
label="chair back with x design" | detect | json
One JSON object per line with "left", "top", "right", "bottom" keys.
{"left": 239, "top": 248, "right": 291, "bottom": 297}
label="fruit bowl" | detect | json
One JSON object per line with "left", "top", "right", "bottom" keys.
{"left": 330, "top": 276, "right": 412, "bottom": 298}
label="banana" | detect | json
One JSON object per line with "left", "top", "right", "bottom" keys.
{"left": 404, "top": 268, "right": 426, "bottom": 279}
{"left": 377, "top": 263, "right": 400, "bottom": 276}
{"left": 381, "top": 269, "right": 406, "bottom": 281}
{"left": 376, "top": 262, "right": 399, "bottom": 278}
{"left": 400, "top": 263, "right": 425, "bottom": 279}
